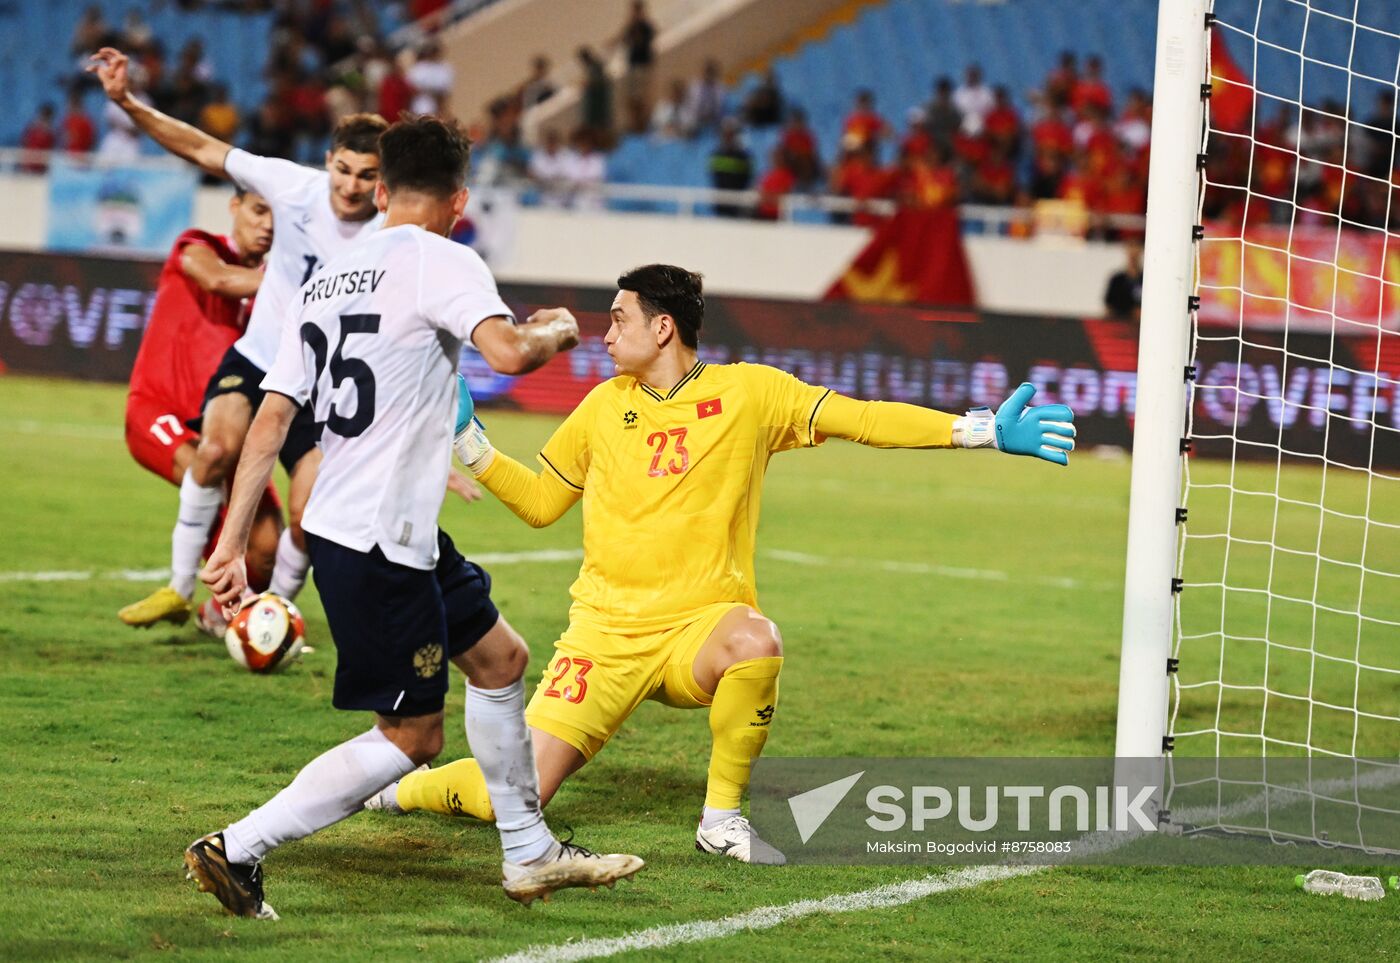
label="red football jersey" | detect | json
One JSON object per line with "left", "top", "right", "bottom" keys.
{"left": 129, "top": 229, "right": 254, "bottom": 417}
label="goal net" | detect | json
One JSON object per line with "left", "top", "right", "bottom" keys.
{"left": 1164, "top": 0, "right": 1400, "bottom": 851}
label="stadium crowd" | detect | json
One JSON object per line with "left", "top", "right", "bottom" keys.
{"left": 19, "top": 1, "right": 1168, "bottom": 233}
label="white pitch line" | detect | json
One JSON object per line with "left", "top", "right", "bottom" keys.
{"left": 5, "top": 419, "right": 124, "bottom": 441}
{"left": 761, "top": 548, "right": 1111, "bottom": 591}
{"left": 484, "top": 865, "right": 1044, "bottom": 963}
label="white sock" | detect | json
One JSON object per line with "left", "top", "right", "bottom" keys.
{"left": 700, "top": 806, "right": 741, "bottom": 830}
{"left": 267, "top": 527, "right": 311, "bottom": 600}
{"left": 222, "top": 727, "right": 414, "bottom": 865}
{"left": 464, "top": 679, "right": 554, "bottom": 864}
{"left": 171, "top": 470, "right": 224, "bottom": 599}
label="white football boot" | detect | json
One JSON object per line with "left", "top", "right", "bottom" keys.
{"left": 502, "top": 838, "right": 645, "bottom": 905}
{"left": 695, "top": 815, "right": 787, "bottom": 865}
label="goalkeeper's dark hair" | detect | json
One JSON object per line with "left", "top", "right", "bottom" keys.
{"left": 617, "top": 264, "right": 705, "bottom": 348}
{"left": 378, "top": 114, "right": 472, "bottom": 198}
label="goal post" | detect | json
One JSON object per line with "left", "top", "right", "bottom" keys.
{"left": 1115, "top": 0, "right": 1211, "bottom": 763}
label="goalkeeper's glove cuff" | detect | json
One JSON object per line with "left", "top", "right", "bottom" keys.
{"left": 453, "top": 417, "right": 496, "bottom": 476}
{"left": 952, "top": 406, "right": 998, "bottom": 450}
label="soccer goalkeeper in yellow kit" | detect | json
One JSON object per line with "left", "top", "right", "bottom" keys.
{"left": 370, "top": 264, "right": 1076, "bottom": 863}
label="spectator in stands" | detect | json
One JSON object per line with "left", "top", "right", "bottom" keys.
{"left": 894, "top": 142, "right": 958, "bottom": 210}
{"left": 971, "top": 144, "right": 1017, "bottom": 206}
{"left": 378, "top": 50, "right": 415, "bottom": 123}
{"left": 20, "top": 103, "right": 57, "bottom": 172}
{"left": 1104, "top": 238, "right": 1144, "bottom": 321}
{"left": 177, "top": 39, "right": 215, "bottom": 86}
{"left": 953, "top": 64, "right": 995, "bottom": 136}
{"left": 578, "top": 46, "right": 615, "bottom": 144}
{"left": 528, "top": 127, "right": 573, "bottom": 207}
{"left": 900, "top": 108, "right": 932, "bottom": 161}
{"left": 408, "top": 38, "right": 455, "bottom": 116}
{"left": 709, "top": 118, "right": 753, "bottom": 217}
{"left": 651, "top": 78, "right": 695, "bottom": 140}
{"left": 983, "top": 86, "right": 1022, "bottom": 160}
{"left": 1114, "top": 88, "right": 1151, "bottom": 157}
{"left": 566, "top": 127, "right": 607, "bottom": 210}
{"left": 320, "top": 15, "right": 360, "bottom": 69}
{"left": 71, "top": 6, "right": 112, "bottom": 61}
{"left": 842, "top": 89, "right": 889, "bottom": 155}
{"left": 920, "top": 77, "right": 960, "bottom": 154}
{"left": 520, "top": 55, "right": 556, "bottom": 109}
{"left": 1030, "top": 93, "right": 1074, "bottom": 158}
{"left": 830, "top": 141, "right": 890, "bottom": 226}
{"left": 1072, "top": 55, "right": 1113, "bottom": 114}
{"left": 1028, "top": 146, "right": 1067, "bottom": 201}
{"left": 755, "top": 147, "right": 797, "bottom": 220}
{"left": 687, "top": 59, "right": 726, "bottom": 133}
{"left": 1045, "top": 51, "right": 1078, "bottom": 107}
{"left": 617, "top": 0, "right": 657, "bottom": 133}
{"left": 1364, "top": 90, "right": 1394, "bottom": 178}
{"left": 1095, "top": 162, "right": 1147, "bottom": 239}
{"left": 61, "top": 90, "right": 96, "bottom": 155}
{"left": 121, "top": 10, "right": 154, "bottom": 54}
{"left": 244, "top": 96, "right": 295, "bottom": 160}
{"left": 779, "top": 107, "right": 822, "bottom": 189}
{"left": 745, "top": 69, "right": 785, "bottom": 128}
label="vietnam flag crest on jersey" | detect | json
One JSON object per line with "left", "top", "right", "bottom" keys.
{"left": 697, "top": 397, "right": 723, "bottom": 419}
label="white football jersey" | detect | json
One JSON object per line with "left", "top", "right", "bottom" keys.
{"left": 262, "top": 225, "right": 513, "bottom": 569}
{"left": 224, "top": 149, "right": 384, "bottom": 372}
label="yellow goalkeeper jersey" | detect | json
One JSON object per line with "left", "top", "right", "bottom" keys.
{"left": 537, "top": 361, "right": 831, "bottom": 631}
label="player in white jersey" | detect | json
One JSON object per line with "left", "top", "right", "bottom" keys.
{"left": 90, "top": 47, "right": 384, "bottom": 630}
{"left": 188, "top": 115, "right": 642, "bottom": 917}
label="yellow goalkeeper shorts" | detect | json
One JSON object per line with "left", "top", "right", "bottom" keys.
{"left": 524, "top": 602, "right": 749, "bottom": 760}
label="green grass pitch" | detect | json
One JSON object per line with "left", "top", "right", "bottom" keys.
{"left": 1, "top": 374, "right": 1395, "bottom": 961}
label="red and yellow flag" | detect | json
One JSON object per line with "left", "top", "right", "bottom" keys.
{"left": 825, "top": 209, "right": 975, "bottom": 307}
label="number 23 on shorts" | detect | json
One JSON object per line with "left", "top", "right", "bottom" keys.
{"left": 543, "top": 655, "right": 593, "bottom": 704}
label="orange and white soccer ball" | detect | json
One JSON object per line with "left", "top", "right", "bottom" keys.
{"left": 225, "top": 592, "right": 306, "bottom": 673}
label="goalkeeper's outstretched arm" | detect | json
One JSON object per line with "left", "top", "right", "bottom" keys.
{"left": 815, "top": 382, "right": 1077, "bottom": 466}
{"left": 451, "top": 379, "right": 579, "bottom": 528}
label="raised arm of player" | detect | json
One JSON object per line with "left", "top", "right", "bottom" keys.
{"left": 200, "top": 394, "right": 298, "bottom": 610}
{"left": 88, "top": 47, "right": 232, "bottom": 178}
{"left": 180, "top": 245, "right": 263, "bottom": 299}
{"left": 472, "top": 308, "right": 580, "bottom": 376}
{"left": 815, "top": 382, "right": 1077, "bottom": 466}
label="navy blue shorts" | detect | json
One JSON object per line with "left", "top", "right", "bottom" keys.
{"left": 190, "top": 345, "right": 322, "bottom": 473}
{"left": 306, "top": 529, "right": 499, "bottom": 717}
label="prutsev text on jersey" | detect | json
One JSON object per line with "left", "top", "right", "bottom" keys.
{"left": 223, "top": 149, "right": 384, "bottom": 372}
{"left": 261, "top": 225, "right": 513, "bottom": 570}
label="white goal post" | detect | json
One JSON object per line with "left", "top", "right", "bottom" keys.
{"left": 1115, "top": 0, "right": 1211, "bottom": 766}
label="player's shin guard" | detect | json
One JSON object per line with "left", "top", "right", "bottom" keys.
{"left": 396, "top": 758, "right": 496, "bottom": 821}
{"left": 171, "top": 470, "right": 224, "bottom": 598}
{"left": 464, "top": 679, "right": 552, "bottom": 863}
{"left": 267, "top": 528, "right": 310, "bottom": 600}
{"left": 704, "top": 656, "right": 783, "bottom": 810}
{"left": 222, "top": 727, "right": 415, "bottom": 864}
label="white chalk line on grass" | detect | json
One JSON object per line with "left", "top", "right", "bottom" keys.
{"left": 6, "top": 419, "right": 124, "bottom": 441}
{"left": 483, "top": 864, "right": 1045, "bottom": 963}
{"left": 0, "top": 548, "right": 1106, "bottom": 591}
{"left": 0, "top": 550, "right": 586, "bottom": 584}
{"left": 762, "top": 548, "right": 1114, "bottom": 592}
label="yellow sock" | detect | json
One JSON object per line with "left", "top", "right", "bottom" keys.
{"left": 704, "top": 656, "right": 783, "bottom": 810}
{"left": 396, "top": 758, "right": 496, "bottom": 821}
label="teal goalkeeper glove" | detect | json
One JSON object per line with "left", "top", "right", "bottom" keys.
{"left": 453, "top": 374, "right": 495, "bottom": 475}
{"left": 952, "top": 382, "right": 1077, "bottom": 466}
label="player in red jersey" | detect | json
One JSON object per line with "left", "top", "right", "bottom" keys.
{"left": 122, "top": 189, "right": 283, "bottom": 627}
